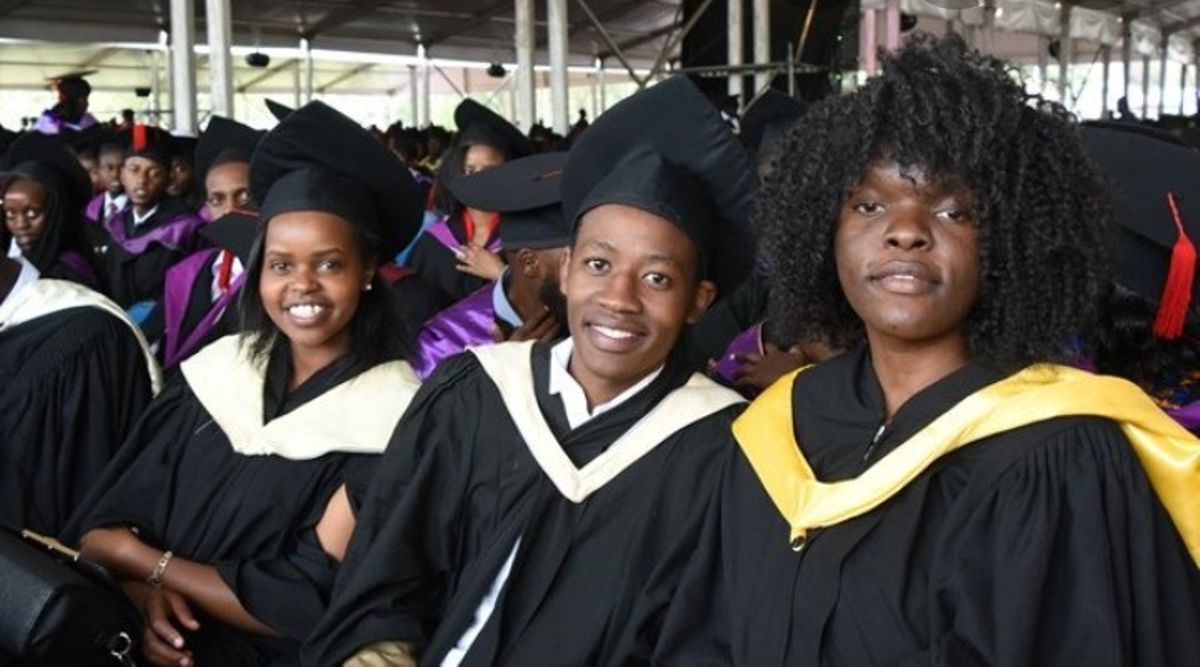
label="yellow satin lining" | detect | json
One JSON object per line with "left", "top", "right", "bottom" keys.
{"left": 732, "top": 364, "right": 1200, "bottom": 566}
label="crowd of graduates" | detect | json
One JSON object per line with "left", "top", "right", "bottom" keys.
{"left": 0, "top": 33, "right": 1198, "bottom": 666}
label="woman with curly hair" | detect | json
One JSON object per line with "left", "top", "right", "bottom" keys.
{"left": 653, "top": 35, "right": 1200, "bottom": 665}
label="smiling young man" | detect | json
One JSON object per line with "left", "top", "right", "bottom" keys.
{"left": 303, "top": 75, "right": 758, "bottom": 667}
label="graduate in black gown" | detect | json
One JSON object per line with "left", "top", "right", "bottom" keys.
{"left": 409, "top": 151, "right": 571, "bottom": 380}
{"left": 1080, "top": 122, "right": 1200, "bottom": 432}
{"left": 71, "top": 101, "right": 427, "bottom": 666}
{"left": 303, "top": 75, "right": 758, "bottom": 667}
{"left": 653, "top": 35, "right": 1200, "bottom": 666}
{"left": 2, "top": 132, "right": 106, "bottom": 290}
{"left": 404, "top": 99, "right": 536, "bottom": 307}
{"left": 0, "top": 223, "right": 158, "bottom": 536}
{"left": 143, "top": 116, "right": 264, "bottom": 369}
{"left": 96, "top": 126, "right": 205, "bottom": 310}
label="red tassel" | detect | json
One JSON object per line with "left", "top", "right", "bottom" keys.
{"left": 1153, "top": 192, "right": 1196, "bottom": 339}
{"left": 132, "top": 124, "right": 147, "bottom": 152}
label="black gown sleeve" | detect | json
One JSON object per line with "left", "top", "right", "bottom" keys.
{"left": 302, "top": 355, "right": 485, "bottom": 665}
{"left": 0, "top": 307, "right": 154, "bottom": 537}
{"left": 405, "top": 233, "right": 488, "bottom": 306}
{"left": 923, "top": 417, "right": 1200, "bottom": 667}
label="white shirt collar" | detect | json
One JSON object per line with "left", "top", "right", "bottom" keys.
{"left": 131, "top": 203, "right": 160, "bottom": 226}
{"left": 0, "top": 256, "right": 40, "bottom": 324}
{"left": 6, "top": 238, "right": 21, "bottom": 259}
{"left": 104, "top": 192, "right": 128, "bottom": 209}
{"left": 547, "top": 338, "right": 664, "bottom": 431}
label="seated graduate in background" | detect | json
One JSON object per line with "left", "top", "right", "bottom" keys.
{"left": 303, "top": 74, "right": 756, "bottom": 667}
{"left": 96, "top": 126, "right": 205, "bottom": 312}
{"left": 410, "top": 151, "right": 571, "bottom": 381}
{"left": 0, "top": 222, "right": 158, "bottom": 536}
{"left": 688, "top": 89, "right": 833, "bottom": 395}
{"left": 653, "top": 35, "right": 1200, "bottom": 666}
{"left": 33, "top": 73, "right": 99, "bottom": 135}
{"left": 142, "top": 116, "right": 265, "bottom": 369}
{"left": 167, "top": 135, "right": 203, "bottom": 217}
{"left": 70, "top": 101, "right": 427, "bottom": 667}
{"left": 405, "top": 99, "right": 536, "bottom": 307}
{"left": 84, "top": 134, "right": 129, "bottom": 225}
{"left": 2, "top": 132, "right": 107, "bottom": 290}
{"left": 1080, "top": 122, "right": 1200, "bottom": 433}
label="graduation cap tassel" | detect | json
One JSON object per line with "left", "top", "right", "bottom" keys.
{"left": 132, "top": 123, "right": 148, "bottom": 152}
{"left": 1153, "top": 191, "right": 1196, "bottom": 340}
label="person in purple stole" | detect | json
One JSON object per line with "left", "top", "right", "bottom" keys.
{"left": 1081, "top": 122, "right": 1200, "bottom": 433}
{"left": 83, "top": 136, "right": 129, "bottom": 225}
{"left": 1, "top": 132, "right": 106, "bottom": 290}
{"left": 96, "top": 126, "right": 205, "bottom": 309}
{"left": 32, "top": 73, "right": 99, "bottom": 135}
{"left": 405, "top": 99, "right": 536, "bottom": 308}
{"left": 410, "top": 151, "right": 571, "bottom": 380}
{"left": 143, "top": 116, "right": 265, "bottom": 368}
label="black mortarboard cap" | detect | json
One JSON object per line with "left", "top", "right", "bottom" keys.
{"left": 47, "top": 70, "right": 95, "bottom": 100}
{"left": 0, "top": 131, "right": 93, "bottom": 206}
{"left": 119, "top": 124, "right": 172, "bottom": 167}
{"left": 740, "top": 89, "right": 807, "bottom": 156}
{"left": 169, "top": 135, "right": 198, "bottom": 163}
{"left": 1081, "top": 122, "right": 1200, "bottom": 338}
{"left": 265, "top": 99, "right": 294, "bottom": 122}
{"left": 454, "top": 98, "right": 535, "bottom": 160}
{"left": 250, "top": 100, "right": 424, "bottom": 257}
{"left": 195, "top": 116, "right": 264, "bottom": 184}
{"left": 447, "top": 151, "right": 570, "bottom": 249}
{"left": 198, "top": 208, "right": 258, "bottom": 265}
{"left": 561, "top": 75, "right": 758, "bottom": 293}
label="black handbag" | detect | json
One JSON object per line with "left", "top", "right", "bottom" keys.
{"left": 0, "top": 528, "right": 141, "bottom": 666}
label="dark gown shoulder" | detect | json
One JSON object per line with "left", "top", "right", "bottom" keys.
{"left": 0, "top": 306, "right": 153, "bottom": 536}
{"left": 654, "top": 350, "right": 1200, "bottom": 666}
{"left": 404, "top": 217, "right": 489, "bottom": 307}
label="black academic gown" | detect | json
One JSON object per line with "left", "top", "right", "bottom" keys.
{"left": 0, "top": 306, "right": 153, "bottom": 536}
{"left": 303, "top": 343, "right": 744, "bottom": 666}
{"left": 98, "top": 199, "right": 204, "bottom": 308}
{"left": 404, "top": 214, "right": 492, "bottom": 308}
{"left": 653, "top": 346, "right": 1200, "bottom": 666}
{"left": 68, "top": 343, "right": 383, "bottom": 665}
{"left": 685, "top": 270, "right": 769, "bottom": 371}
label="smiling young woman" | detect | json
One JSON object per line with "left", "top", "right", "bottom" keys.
{"left": 654, "top": 34, "right": 1200, "bottom": 666}
{"left": 70, "top": 101, "right": 427, "bottom": 666}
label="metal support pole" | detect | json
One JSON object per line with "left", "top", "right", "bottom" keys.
{"left": 408, "top": 65, "right": 418, "bottom": 126}
{"left": 598, "top": 58, "right": 607, "bottom": 114}
{"left": 728, "top": 0, "right": 744, "bottom": 109}
{"left": 292, "top": 59, "right": 302, "bottom": 109}
{"left": 420, "top": 46, "right": 431, "bottom": 128}
{"left": 1101, "top": 45, "right": 1111, "bottom": 119}
{"left": 884, "top": 0, "right": 901, "bottom": 52}
{"left": 1122, "top": 17, "right": 1133, "bottom": 109}
{"left": 515, "top": 0, "right": 536, "bottom": 130}
{"left": 170, "top": 0, "right": 196, "bottom": 133}
{"left": 980, "top": 0, "right": 996, "bottom": 54}
{"left": 151, "top": 49, "right": 163, "bottom": 123}
{"left": 753, "top": 0, "right": 771, "bottom": 91}
{"left": 205, "top": 0, "right": 234, "bottom": 117}
{"left": 548, "top": 0, "right": 570, "bottom": 134}
{"left": 1057, "top": 3, "right": 1072, "bottom": 106}
{"left": 302, "top": 37, "right": 315, "bottom": 103}
{"left": 1142, "top": 54, "right": 1151, "bottom": 118}
{"left": 860, "top": 7, "right": 877, "bottom": 78}
{"left": 1159, "top": 36, "right": 1170, "bottom": 117}
{"left": 1181, "top": 60, "right": 1189, "bottom": 115}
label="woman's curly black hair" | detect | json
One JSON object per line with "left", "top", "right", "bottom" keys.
{"left": 759, "top": 33, "right": 1110, "bottom": 371}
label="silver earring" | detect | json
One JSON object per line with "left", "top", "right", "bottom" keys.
{"left": 363, "top": 283, "right": 373, "bottom": 292}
